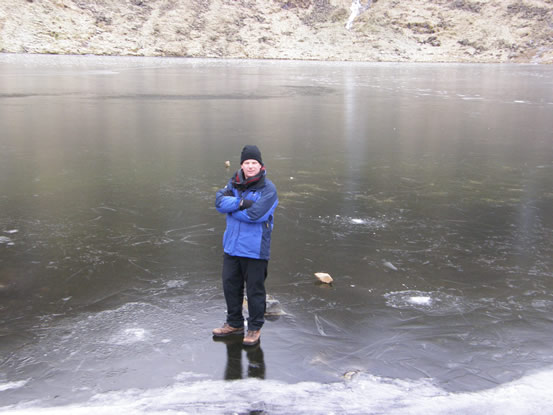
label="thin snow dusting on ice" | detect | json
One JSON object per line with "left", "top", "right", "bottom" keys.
{"left": 2, "top": 369, "right": 553, "bottom": 414}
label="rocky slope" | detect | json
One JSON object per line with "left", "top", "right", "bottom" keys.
{"left": 1, "top": 0, "right": 552, "bottom": 63}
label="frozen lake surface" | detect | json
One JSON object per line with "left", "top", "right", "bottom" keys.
{"left": 1, "top": 54, "right": 553, "bottom": 414}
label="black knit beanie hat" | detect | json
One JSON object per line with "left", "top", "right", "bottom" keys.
{"left": 240, "top": 145, "right": 263, "bottom": 165}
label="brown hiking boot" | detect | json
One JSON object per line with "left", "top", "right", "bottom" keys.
{"left": 243, "top": 330, "right": 261, "bottom": 346}
{"left": 212, "top": 323, "right": 244, "bottom": 337}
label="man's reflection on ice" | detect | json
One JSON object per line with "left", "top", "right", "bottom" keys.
{"left": 213, "top": 335, "right": 266, "bottom": 380}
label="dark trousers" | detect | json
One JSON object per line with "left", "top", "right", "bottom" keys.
{"left": 222, "top": 253, "right": 268, "bottom": 331}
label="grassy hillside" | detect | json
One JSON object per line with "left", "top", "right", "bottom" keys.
{"left": 1, "top": 0, "right": 552, "bottom": 62}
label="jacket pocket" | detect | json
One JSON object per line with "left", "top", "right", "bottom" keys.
{"left": 260, "top": 220, "right": 272, "bottom": 259}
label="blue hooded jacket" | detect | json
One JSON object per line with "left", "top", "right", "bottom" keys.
{"left": 215, "top": 169, "right": 278, "bottom": 260}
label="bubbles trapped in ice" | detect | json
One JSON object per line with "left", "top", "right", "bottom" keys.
{"left": 316, "top": 215, "right": 387, "bottom": 235}
{"left": 110, "top": 328, "right": 151, "bottom": 345}
{"left": 165, "top": 279, "right": 188, "bottom": 289}
{"left": 0, "top": 236, "right": 14, "bottom": 245}
{"left": 409, "top": 296, "right": 432, "bottom": 305}
{"left": 384, "top": 290, "right": 478, "bottom": 315}
{"left": 531, "top": 299, "right": 553, "bottom": 312}
{"left": 347, "top": 217, "right": 386, "bottom": 228}
{"left": 72, "top": 302, "right": 164, "bottom": 347}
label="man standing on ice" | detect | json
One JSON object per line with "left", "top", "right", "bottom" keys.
{"left": 213, "top": 145, "right": 278, "bottom": 346}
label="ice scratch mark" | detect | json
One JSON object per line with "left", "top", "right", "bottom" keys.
{"left": 165, "top": 223, "right": 209, "bottom": 235}
{"left": 314, "top": 314, "right": 327, "bottom": 336}
{"left": 93, "top": 206, "right": 117, "bottom": 212}
{"left": 0, "top": 380, "right": 28, "bottom": 391}
{"left": 383, "top": 261, "right": 399, "bottom": 271}
{"left": 315, "top": 315, "right": 346, "bottom": 334}
{"left": 128, "top": 259, "right": 152, "bottom": 274}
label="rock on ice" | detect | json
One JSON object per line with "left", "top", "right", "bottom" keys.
{"left": 314, "top": 272, "right": 334, "bottom": 284}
